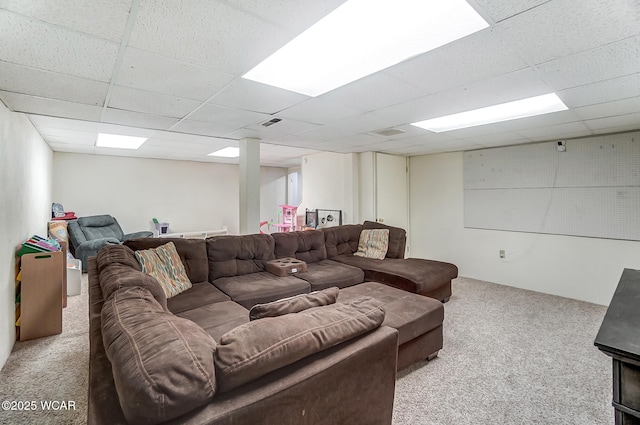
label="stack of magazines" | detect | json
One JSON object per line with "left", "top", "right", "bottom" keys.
{"left": 16, "top": 235, "right": 61, "bottom": 257}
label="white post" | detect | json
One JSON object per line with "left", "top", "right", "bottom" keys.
{"left": 239, "top": 138, "right": 260, "bottom": 234}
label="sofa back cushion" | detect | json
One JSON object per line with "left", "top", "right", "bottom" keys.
{"left": 207, "top": 234, "right": 275, "bottom": 280}
{"left": 215, "top": 295, "right": 385, "bottom": 392}
{"left": 362, "top": 220, "right": 406, "bottom": 259}
{"left": 272, "top": 230, "right": 327, "bottom": 263}
{"left": 124, "top": 238, "right": 208, "bottom": 283}
{"left": 321, "top": 224, "right": 363, "bottom": 258}
{"left": 102, "top": 286, "right": 217, "bottom": 425}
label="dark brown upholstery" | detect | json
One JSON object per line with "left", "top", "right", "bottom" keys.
{"left": 215, "top": 296, "right": 385, "bottom": 392}
{"left": 272, "top": 230, "right": 327, "bottom": 262}
{"left": 297, "top": 259, "right": 364, "bottom": 291}
{"left": 95, "top": 244, "right": 141, "bottom": 272}
{"left": 177, "top": 301, "right": 250, "bottom": 341}
{"left": 124, "top": 238, "right": 208, "bottom": 283}
{"left": 320, "top": 224, "right": 363, "bottom": 257}
{"left": 362, "top": 220, "right": 407, "bottom": 258}
{"left": 213, "top": 272, "right": 310, "bottom": 309}
{"left": 167, "top": 282, "right": 231, "bottom": 314}
{"left": 249, "top": 287, "right": 338, "bottom": 320}
{"left": 338, "top": 282, "right": 444, "bottom": 370}
{"left": 101, "top": 286, "right": 217, "bottom": 425}
{"left": 207, "top": 234, "right": 275, "bottom": 280}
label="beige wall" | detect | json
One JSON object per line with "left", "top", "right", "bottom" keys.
{"left": 0, "top": 103, "right": 53, "bottom": 370}
{"left": 52, "top": 153, "right": 287, "bottom": 235}
{"left": 409, "top": 151, "right": 640, "bottom": 306}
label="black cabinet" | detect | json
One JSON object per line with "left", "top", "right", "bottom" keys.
{"left": 595, "top": 269, "right": 640, "bottom": 424}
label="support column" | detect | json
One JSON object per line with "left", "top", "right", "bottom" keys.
{"left": 239, "top": 138, "right": 260, "bottom": 234}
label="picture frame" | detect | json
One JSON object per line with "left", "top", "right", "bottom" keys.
{"left": 305, "top": 210, "right": 318, "bottom": 229}
{"left": 315, "top": 209, "right": 342, "bottom": 228}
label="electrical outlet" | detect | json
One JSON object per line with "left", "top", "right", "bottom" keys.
{"left": 499, "top": 250, "right": 505, "bottom": 259}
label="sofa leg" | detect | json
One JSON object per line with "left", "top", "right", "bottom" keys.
{"left": 426, "top": 351, "right": 439, "bottom": 361}
{"left": 441, "top": 297, "right": 450, "bottom": 303}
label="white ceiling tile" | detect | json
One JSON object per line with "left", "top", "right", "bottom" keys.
{"left": 29, "top": 115, "right": 101, "bottom": 132}
{"left": 0, "top": 92, "right": 102, "bottom": 121}
{"left": 95, "top": 122, "right": 156, "bottom": 138}
{"left": 386, "top": 28, "right": 529, "bottom": 95}
{"left": 515, "top": 121, "right": 593, "bottom": 140}
{"left": 497, "top": 0, "right": 640, "bottom": 64}
{"left": 498, "top": 109, "right": 582, "bottom": 132}
{"left": 278, "top": 96, "right": 364, "bottom": 125}
{"left": 584, "top": 112, "right": 640, "bottom": 131}
{"left": 38, "top": 127, "right": 97, "bottom": 144}
{"left": 362, "top": 140, "right": 416, "bottom": 151}
{"left": 170, "top": 120, "right": 239, "bottom": 137}
{"left": 129, "top": 0, "right": 292, "bottom": 75}
{"left": 473, "top": 0, "right": 549, "bottom": 22}
{"left": 443, "top": 122, "right": 514, "bottom": 139}
{"left": 151, "top": 131, "right": 201, "bottom": 143}
{"left": 0, "top": 61, "right": 109, "bottom": 106}
{"left": 574, "top": 97, "right": 640, "bottom": 120}
{"left": 245, "top": 118, "right": 319, "bottom": 135}
{"left": 468, "top": 132, "right": 533, "bottom": 146}
{"left": 0, "top": 0, "right": 132, "bottom": 42}
{"left": 187, "top": 103, "right": 269, "bottom": 127}
{"left": 116, "top": 48, "right": 236, "bottom": 102}
{"left": 108, "top": 86, "right": 202, "bottom": 118}
{"left": 209, "top": 78, "right": 309, "bottom": 114}
{"left": 295, "top": 125, "right": 358, "bottom": 142}
{"left": 537, "top": 36, "right": 640, "bottom": 91}
{"left": 319, "top": 72, "right": 424, "bottom": 113}
{"left": 559, "top": 73, "right": 640, "bottom": 108}
{"left": 0, "top": 10, "right": 118, "bottom": 81}
{"left": 102, "top": 108, "right": 180, "bottom": 130}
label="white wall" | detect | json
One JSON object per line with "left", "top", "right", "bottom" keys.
{"left": 409, "top": 151, "right": 640, "bottom": 306}
{"left": 0, "top": 103, "right": 52, "bottom": 370}
{"left": 260, "top": 167, "right": 288, "bottom": 228}
{"left": 299, "top": 151, "right": 359, "bottom": 224}
{"left": 53, "top": 153, "right": 287, "bottom": 235}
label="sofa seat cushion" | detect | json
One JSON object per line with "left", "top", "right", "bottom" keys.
{"left": 294, "top": 259, "right": 364, "bottom": 291}
{"left": 177, "top": 301, "right": 249, "bottom": 341}
{"left": 213, "top": 272, "right": 311, "bottom": 309}
{"left": 332, "top": 256, "right": 458, "bottom": 296}
{"left": 167, "top": 282, "right": 231, "bottom": 315}
{"left": 214, "top": 296, "right": 386, "bottom": 392}
{"left": 101, "top": 286, "right": 217, "bottom": 425}
{"left": 337, "top": 282, "right": 443, "bottom": 346}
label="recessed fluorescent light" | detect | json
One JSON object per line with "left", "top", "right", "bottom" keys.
{"left": 96, "top": 133, "right": 146, "bottom": 149}
{"left": 243, "top": 0, "right": 489, "bottom": 97}
{"left": 411, "top": 93, "right": 569, "bottom": 133}
{"left": 208, "top": 147, "right": 240, "bottom": 158}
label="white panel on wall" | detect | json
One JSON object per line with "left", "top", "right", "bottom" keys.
{"left": 464, "top": 131, "right": 640, "bottom": 241}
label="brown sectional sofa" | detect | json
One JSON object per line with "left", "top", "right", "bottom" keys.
{"left": 88, "top": 222, "right": 458, "bottom": 424}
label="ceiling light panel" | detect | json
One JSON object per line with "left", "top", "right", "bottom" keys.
{"left": 208, "top": 147, "right": 240, "bottom": 157}
{"left": 243, "top": 0, "right": 489, "bottom": 96}
{"left": 96, "top": 133, "right": 147, "bottom": 149}
{"left": 411, "top": 93, "right": 569, "bottom": 132}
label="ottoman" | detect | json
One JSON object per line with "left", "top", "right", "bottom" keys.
{"left": 338, "top": 282, "right": 444, "bottom": 370}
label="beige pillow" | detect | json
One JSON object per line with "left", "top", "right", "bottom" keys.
{"left": 354, "top": 229, "right": 389, "bottom": 260}
{"left": 215, "top": 296, "right": 385, "bottom": 392}
{"left": 249, "top": 287, "right": 339, "bottom": 320}
{"left": 135, "top": 241, "right": 192, "bottom": 298}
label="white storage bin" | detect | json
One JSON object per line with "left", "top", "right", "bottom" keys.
{"left": 67, "top": 259, "right": 82, "bottom": 296}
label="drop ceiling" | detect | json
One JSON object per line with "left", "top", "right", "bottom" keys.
{"left": 1, "top": 0, "right": 639, "bottom": 168}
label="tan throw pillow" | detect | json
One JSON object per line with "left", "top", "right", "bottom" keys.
{"left": 354, "top": 229, "right": 389, "bottom": 260}
{"left": 249, "top": 287, "right": 339, "bottom": 320}
{"left": 134, "top": 241, "right": 192, "bottom": 298}
{"left": 102, "top": 286, "right": 216, "bottom": 425}
{"left": 215, "top": 296, "right": 385, "bottom": 392}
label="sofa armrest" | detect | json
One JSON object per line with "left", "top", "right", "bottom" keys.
{"left": 122, "top": 231, "right": 154, "bottom": 241}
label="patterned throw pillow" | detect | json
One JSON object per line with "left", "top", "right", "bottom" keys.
{"left": 134, "top": 242, "right": 192, "bottom": 298}
{"left": 354, "top": 229, "right": 389, "bottom": 260}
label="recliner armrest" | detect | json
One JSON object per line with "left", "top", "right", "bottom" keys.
{"left": 122, "top": 231, "right": 154, "bottom": 241}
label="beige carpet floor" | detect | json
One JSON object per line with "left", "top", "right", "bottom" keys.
{"left": 0, "top": 275, "right": 613, "bottom": 424}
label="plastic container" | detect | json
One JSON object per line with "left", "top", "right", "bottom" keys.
{"left": 155, "top": 222, "right": 169, "bottom": 235}
{"left": 67, "top": 259, "right": 82, "bottom": 296}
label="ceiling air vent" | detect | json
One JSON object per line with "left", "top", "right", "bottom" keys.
{"left": 373, "top": 128, "right": 406, "bottom": 137}
{"left": 261, "top": 118, "right": 282, "bottom": 127}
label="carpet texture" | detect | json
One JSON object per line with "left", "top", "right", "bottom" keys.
{"left": 0, "top": 276, "right": 613, "bottom": 424}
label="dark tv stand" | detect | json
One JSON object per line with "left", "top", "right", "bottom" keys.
{"left": 594, "top": 268, "right": 640, "bottom": 424}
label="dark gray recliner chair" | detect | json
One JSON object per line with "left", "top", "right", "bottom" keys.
{"left": 68, "top": 215, "right": 153, "bottom": 271}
